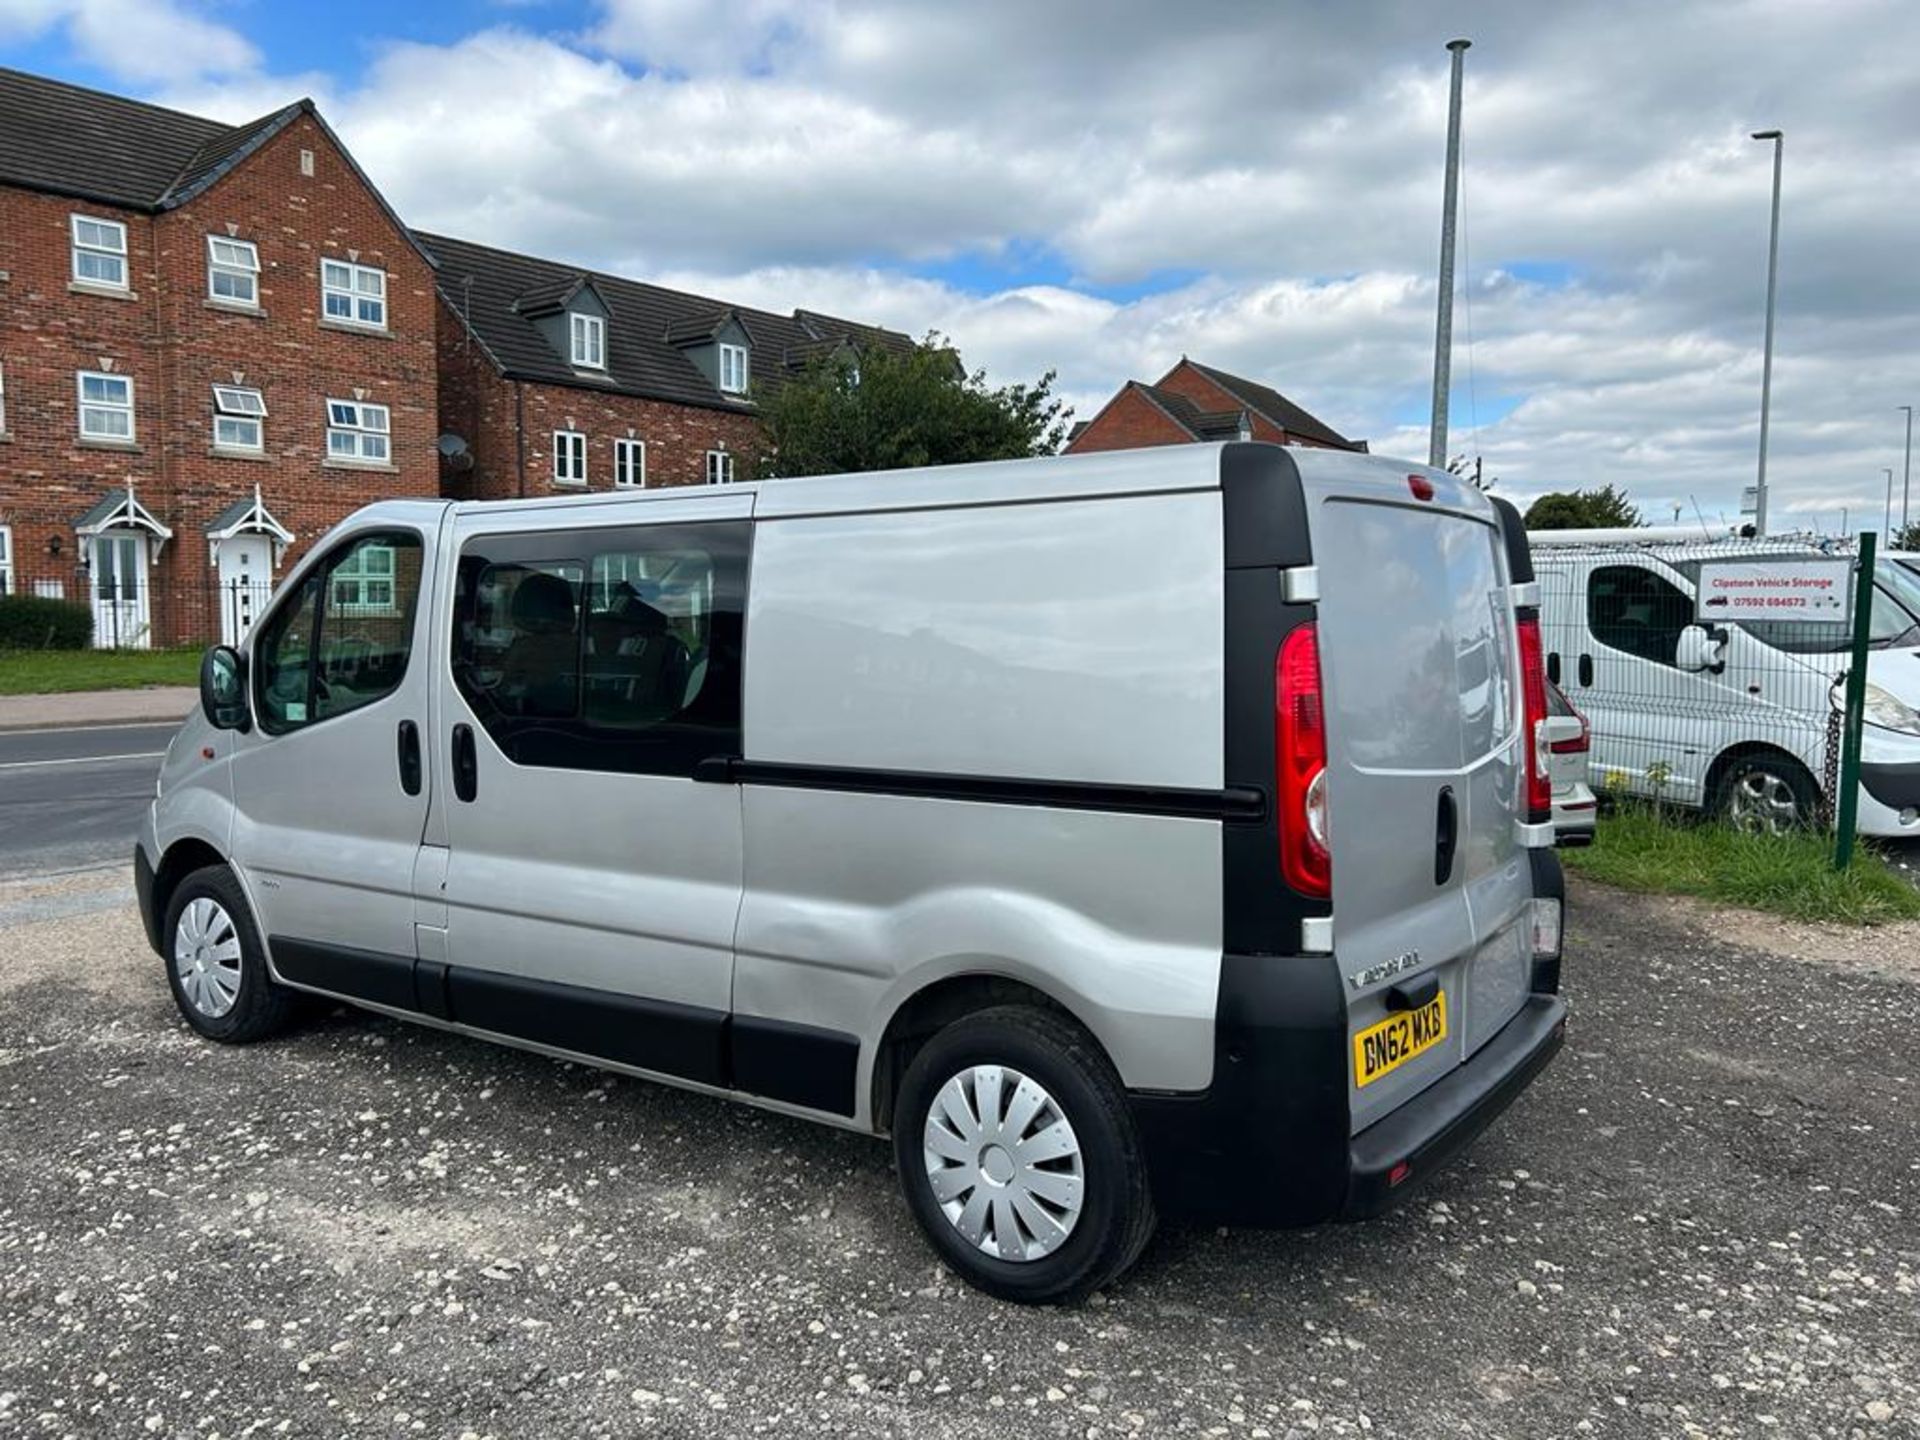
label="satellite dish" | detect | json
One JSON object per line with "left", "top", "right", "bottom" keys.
{"left": 437, "top": 433, "right": 473, "bottom": 473}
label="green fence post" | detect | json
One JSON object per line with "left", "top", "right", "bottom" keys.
{"left": 1834, "top": 531, "right": 1877, "bottom": 870}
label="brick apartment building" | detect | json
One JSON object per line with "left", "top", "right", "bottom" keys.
{"left": 0, "top": 67, "right": 909, "bottom": 648}
{"left": 422, "top": 232, "right": 910, "bottom": 500}
{"left": 1065, "top": 358, "right": 1366, "bottom": 457}
{"left": 0, "top": 67, "right": 439, "bottom": 647}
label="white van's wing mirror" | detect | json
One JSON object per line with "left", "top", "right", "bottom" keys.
{"left": 1674, "top": 624, "right": 1726, "bottom": 674}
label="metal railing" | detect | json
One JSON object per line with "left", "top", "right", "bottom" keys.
{"left": 84, "top": 578, "right": 279, "bottom": 650}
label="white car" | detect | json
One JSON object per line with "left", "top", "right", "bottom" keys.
{"left": 1546, "top": 682, "right": 1596, "bottom": 847}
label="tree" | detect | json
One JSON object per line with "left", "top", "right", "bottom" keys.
{"left": 1523, "top": 484, "right": 1644, "bottom": 530}
{"left": 762, "top": 332, "right": 1071, "bottom": 477}
{"left": 1892, "top": 521, "right": 1920, "bottom": 551}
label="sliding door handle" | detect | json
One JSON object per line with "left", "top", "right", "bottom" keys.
{"left": 452, "top": 723, "right": 478, "bottom": 803}
{"left": 397, "top": 719, "right": 422, "bottom": 796}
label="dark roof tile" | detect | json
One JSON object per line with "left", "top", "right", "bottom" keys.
{"left": 0, "top": 65, "right": 228, "bottom": 208}
{"left": 419, "top": 231, "right": 913, "bottom": 412}
{"left": 1180, "top": 360, "right": 1357, "bottom": 448}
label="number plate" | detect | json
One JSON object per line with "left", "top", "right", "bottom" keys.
{"left": 1352, "top": 991, "right": 1448, "bottom": 1088}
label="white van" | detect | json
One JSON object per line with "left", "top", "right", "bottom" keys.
{"left": 1532, "top": 536, "right": 1920, "bottom": 835}
{"left": 136, "top": 443, "right": 1569, "bottom": 1303}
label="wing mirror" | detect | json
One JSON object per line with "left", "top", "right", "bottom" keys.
{"left": 1675, "top": 624, "right": 1727, "bottom": 675}
{"left": 199, "top": 645, "right": 252, "bottom": 731}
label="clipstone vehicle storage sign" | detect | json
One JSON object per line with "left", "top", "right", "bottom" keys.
{"left": 1695, "top": 560, "right": 1853, "bottom": 622}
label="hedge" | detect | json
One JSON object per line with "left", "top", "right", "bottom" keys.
{"left": 0, "top": 594, "right": 94, "bottom": 650}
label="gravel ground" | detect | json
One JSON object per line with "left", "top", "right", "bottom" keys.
{"left": 1, "top": 867, "right": 1916, "bottom": 1439}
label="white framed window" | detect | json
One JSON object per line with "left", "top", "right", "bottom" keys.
{"left": 77, "top": 370, "right": 135, "bottom": 441}
{"left": 705, "top": 449, "right": 735, "bottom": 485}
{"left": 570, "top": 312, "right": 606, "bottom": 370}
{"left": 212, "top": 385, "right": 266, "bottom": 452}
{"left": 71, "top": 215, "right": 128, "bottom": 290}
{"left": 553, "top": 429, "right": 587, "bottom": 485}
{"left": 321, "top": 258, "right": 386, "bottom": 329}
{"left": 331, "top": 543, "right": 397, "bottom": 614}
{"left": 0, "top": 525, "right": 12, "bottom": 597}
{"left": 207, "top": 236, "right": 260, "bottom": 307}
{"left": 326, "top": 398, "right": 390, "bottom": 463}
{"left": 718, "top": 343, "right": 749, "bottom": 394}
{"left": 614, "top": 437, "right": 646, "bottom": 488}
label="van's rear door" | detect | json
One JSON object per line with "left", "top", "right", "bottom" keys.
{"left": 1296, "top": 457, "right": 1535, "bottom": 1133}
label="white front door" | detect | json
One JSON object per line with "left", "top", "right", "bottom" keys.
{"left": 216, "top": 533, "right": 273, "bottom": 646}
{"left": 91, "top": 531, "right": 150, "bottom": 650}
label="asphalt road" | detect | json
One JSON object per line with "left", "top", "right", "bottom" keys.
{"left": 0, "top": 723, "right": 172, "bottom": 876}
{"left": 0, "top": 866, "right": 1915, "bottom": 1438}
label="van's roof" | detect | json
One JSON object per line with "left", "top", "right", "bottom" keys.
{"left": 1532, "top": 535, "right": 1836, "bottom": 567}
{"left": 352, "top": 443, "right": 1461, "bottom": 525}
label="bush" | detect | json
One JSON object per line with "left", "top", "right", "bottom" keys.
{"left": 0, "top": 593, "right": 94, "bottom": 650}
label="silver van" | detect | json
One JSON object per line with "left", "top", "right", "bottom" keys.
{"left": 136, "top": 443, "right": 1568, "bottom": 1303}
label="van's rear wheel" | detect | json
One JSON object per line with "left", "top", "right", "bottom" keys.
{"left": 892, "top": 1005, "right": 1155, "bottom": 1304}
{"left": 1715, "top": 753, "right": 1819, "bottom": 835}
{"left": 163, "top": 865, "right": 296, "bottom": 1043}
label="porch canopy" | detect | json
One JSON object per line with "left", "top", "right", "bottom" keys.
{"left": 75, "top": 485, "right": 173, "bottom": 557}
{"left": 204, "top": 487, "right": 294, "bottom": 562}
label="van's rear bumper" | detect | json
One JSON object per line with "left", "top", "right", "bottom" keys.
{"left": 1343, "top": 993, "right": 1565, "bottom": 1218}
{"left": 1127, "top": 971, "right": 1566, "bottom": 1229}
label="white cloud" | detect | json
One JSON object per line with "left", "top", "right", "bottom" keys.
{"left": 34, "top": 0, "right": 1919, "bottom": 534}
{"left": 0, "top": 0, "right": 257, "bottom": 83}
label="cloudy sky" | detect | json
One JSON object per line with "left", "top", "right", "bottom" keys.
{"left": 5, "top": 0, "right": 1917, "bottom": 530}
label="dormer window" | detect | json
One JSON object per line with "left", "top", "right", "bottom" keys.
{"left": 570, "top": 312, "right": 606, "bottom": 370}
{"left": 719, "top": 343, "right": 749, "bottom": 394}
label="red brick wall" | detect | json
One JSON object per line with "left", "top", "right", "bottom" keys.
{"left": 0, "top": 112, "right": 438, "bottom": 645}
{"left": 1062, "top": 384, "right": 1195, "bottom": 455}
{"left": 436, "top": 297, "right": 764, "bottom": 500}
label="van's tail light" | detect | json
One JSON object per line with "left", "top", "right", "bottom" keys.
{"left": 1276, "top": 622, "right": 1331, "bottom": 898}
{"left": 1516, "top": 615, "right": 1552, "bottom": 819}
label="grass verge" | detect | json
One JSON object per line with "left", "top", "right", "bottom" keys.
{"left": 0, "top": 647, "right": 203, "bottom": 696}
{"left": 1563, "top": 803, "right": 1920, "bottom": 926}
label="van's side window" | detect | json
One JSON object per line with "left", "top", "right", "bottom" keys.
{"left": 255, "top": 532, "right": 425, "bottom": 733}
{"left": 451, "top": 521, "right": 747, "bottom": 776}
{"left": 1586, "top": 564, "right": 1692, "bottom": 666}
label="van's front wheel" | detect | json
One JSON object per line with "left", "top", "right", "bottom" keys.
{"left": 163, "top": 865, "right": 297, "bottom": 1043}
{"left": 892, "top": 1005, "right": 1155, "bottom": 1304}
{"left": 1715, "top": 753, "right": 1820, "bottom": 835}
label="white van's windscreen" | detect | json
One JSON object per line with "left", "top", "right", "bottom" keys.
{"left": 1319, "top": 504, "right": 1515, "bottom": 773}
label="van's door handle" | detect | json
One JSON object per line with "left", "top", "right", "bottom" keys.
{"left": 397, "top": 720, "right": 422, "bottom": 796}
{"left": 1577, "top": 653, "right": 1594, "bottom": 688}
{"left": 1546, "top": 651, "right": 1561, "bottom": 686}
{"left": 1434, "top": 786, "right": 1458, "bottom": 886}
{"left": 452, "top": 723, "right": 477, "bottom": 803}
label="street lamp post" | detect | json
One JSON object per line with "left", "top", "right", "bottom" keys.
{"left": 1752, "top": 129, "right": 1784, "bottom": 536}
{"left": 1427, "top": 38, "right": 1471, "bottom": 469}
{"left": 1900, "top": 404, "right": 1914, "bottom": 534}
{"left": 1885, "top": 468, "right": 1895, "bottom": 538}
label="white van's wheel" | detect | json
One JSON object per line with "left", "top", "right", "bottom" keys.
{"left": 163, "top": 866, "right": 297, "bottom": 1043}
{"left": 1716, "top": 754, "right": 1819, "bottom": 835}
{"left": 892, "top": 1005, "right": 1155, "bottom": 1304}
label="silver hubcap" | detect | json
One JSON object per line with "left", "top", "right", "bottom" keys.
{"left": 922, "top": 1064, "right": 1084, "bottom": 1262}
{"left": 1727, "top": 770, "right": 1802, "bottom": 835}
{"left": 173, "top": 897, "right": 242, "bottom": 1018}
